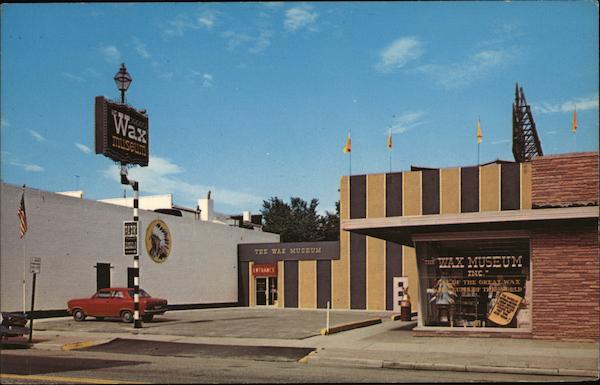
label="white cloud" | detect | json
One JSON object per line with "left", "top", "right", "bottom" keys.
{"left": 197, "top": 10, "right": 217, "bottom": 29}
{"left": 75, "top": 143, "right": 91, "bottom": 154}
{"left": 388, "top": 111, "right": 426, "bottom": 134}
{"left": 102, "top": 155, "right": 263, "bottom": 209}
{"left": 202, "top": 73, "right": 214, "bottom": 88}
{"left": 375, "top": 37, "right": 424, "bottom": 73}
{"left": 162, "top": 10, "right": 217, "bottom": 39}
{"left": 10, "top": 161, "right": 44, "bottom": 172}
{"left": 533, "top": 95, "right": 599, "bottom": 114}
{"left": 62, "top": 72, "right": 85, "bottom": 82}
{"left": 28, "top": 129, "right": 45, "bottom": 142}
{"left": 222, "top": 30, "right": 272, "bottom": 54}
{"left": 25, "top": 164, "right": 44, "bottom": 172}
{"left": 249, "top": 30, "right": 272, "bottom": 53}
{"left": 84, "top": 68, "right": 101, "bottom": 78}
{"left": 1, "top": 118, "right": 8, "bottom": 129}
{"left": 491, "top": 139, "right": 511, "bottom": 145}
{"left": 133, "top": 37, "right": 150, "bottom": 59}
{"left": 284, "top": 5, "right": 318, "bottom": 32}
{"left": 159, "top": 72, "right": 174, "bottom": 81}
{"left": 416, "top": 49, "right": 512, "bottom": 88}
{"left": 100, "top": 45, "right": 121, "bottom": 64}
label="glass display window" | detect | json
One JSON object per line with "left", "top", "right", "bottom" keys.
{"left": 416, "top": 237, "right": 531, "bottom": 329}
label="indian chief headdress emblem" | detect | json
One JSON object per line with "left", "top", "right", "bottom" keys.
{"left": 145, "top": 219, "right": 171, "bottom": 263}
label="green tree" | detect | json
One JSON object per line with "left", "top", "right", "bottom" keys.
{"left": 261, "top": 197, "right": 339, "bottom": 242}
{"left": 318, "top": 201, "right": 340, "bottom": 241}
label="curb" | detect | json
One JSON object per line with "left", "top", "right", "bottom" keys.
{"left": 61, "top": 338, "right": 115, "bottom": 351}
{"left": 319, "top": 318, "right": 382, "bottom": 335}
{"left": 306, "top": 356, "right": 599, "bottom": 378}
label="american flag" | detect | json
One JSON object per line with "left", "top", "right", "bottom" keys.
{"left": 17, "top": 190, "right": 28, "bottom": 238}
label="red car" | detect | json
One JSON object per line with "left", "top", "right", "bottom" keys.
{"left": 67, "top": 288, "right": 167, "bottom": 323}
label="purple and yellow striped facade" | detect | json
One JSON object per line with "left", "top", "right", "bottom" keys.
{"left": 239, "top": 161, "right": 533, "bottom": 312}
{"left": 336, "top": 161, "right": 532, "bottom": 312}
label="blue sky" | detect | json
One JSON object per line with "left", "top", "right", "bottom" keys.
{"left": 1, "top": 2, "right": 598, "bottom": 215}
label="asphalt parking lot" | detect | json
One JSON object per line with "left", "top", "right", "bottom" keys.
{"left": 34, "top": 307, "right": 394, "bottom": 340}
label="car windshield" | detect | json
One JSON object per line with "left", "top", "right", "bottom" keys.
{"left": 128, "top": 289, "right": 151, "bottom": 298}
{"left": 94, "top": 291, "right": 111, "bottom": 298}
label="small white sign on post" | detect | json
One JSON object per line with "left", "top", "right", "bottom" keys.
{"left": 30, "top": 257, "right": 41, "bottom": 274}
{"left": 123, "top": 221, "right": 139, "bottom": 256}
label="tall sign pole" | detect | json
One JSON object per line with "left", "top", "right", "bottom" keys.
{"left": 121, "top": 166, "right": 142, "bottom": 328}
{"left": 95, "top": 63, "right": 149, "bottom": 329}
{"left": 28, "top": 257, "right": 41, "bottom": 343}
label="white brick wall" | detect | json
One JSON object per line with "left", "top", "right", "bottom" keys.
{"left": 1, "top": 183, "right": 279, "bottom": 311}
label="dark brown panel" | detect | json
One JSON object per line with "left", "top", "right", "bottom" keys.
{"left": 238, "top": 241, "right": 339, "bottom": 263}
{"left": 316, "top": 260, "right": 332, "bottom": 309}
{"left": 386, "top": 173, "right": 403, "bottom": 217}
{"left": 385, "top": 242, "right": 403, "bottom": 310}
{"left": 501, "top": 163, "right": 521, "bottom": 211}
{"left": 461, "top": 166, "right": 480, "bottom": 213}
{"left": 284, "top": 261, "right": 298, "bottom": 308}
{"left": 350, "top": 233, "right": 366, "bottom": 309}
{"left": 238, "top": 261, "right": 249, "bottom": 307}
{"left": 350, "top": 175, "right": 366, "bottom": 219}
{"left": 422, "top": 169, "right": 440, "bottom": 215}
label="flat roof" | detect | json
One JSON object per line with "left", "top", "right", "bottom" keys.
{"left": 341, "top": 206, "right": 599, "bottom": 245}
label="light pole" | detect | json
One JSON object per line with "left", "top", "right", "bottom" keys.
{"left": 114, "top": 63, "right": 142, "bottom": 328}
{"left": 114, "top": 63, "right": 132, "bottom": 104}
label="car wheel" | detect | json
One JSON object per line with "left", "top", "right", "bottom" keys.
{"left": 142, "top": 314, "right": 154, "bottom": 322}
{"left": 120, "top": 310, "right": 133, "bottom": 323}
{"left": 73, "top": 309, "right": 86, "bottom": 322}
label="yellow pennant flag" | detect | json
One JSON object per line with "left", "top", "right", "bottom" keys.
{"left": 476, "top": 118, "right": 483, "bottom": 144}
{"left": 572, "top": 107, "right": 578, "bottom": 133}
{"left": 387, "top": 128, "right": 393, "bottom": 150}
{"left": 343, "top": 132, "right": 351, "bottom": 153}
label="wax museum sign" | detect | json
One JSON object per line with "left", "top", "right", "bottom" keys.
{"left": 95, "top": 96, "right": 149, "bottom": 166}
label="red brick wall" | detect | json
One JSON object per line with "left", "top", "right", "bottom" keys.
{"left": 531, "top": 225, "right": 599, "bottom": 341}
{"left": 531, "top": 152, "right": 599, "bottom": 207}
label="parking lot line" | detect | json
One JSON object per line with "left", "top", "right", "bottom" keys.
{"left": 0, "top": 373, "right": 143, "bottom": 384}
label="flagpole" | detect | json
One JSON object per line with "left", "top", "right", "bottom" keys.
{"left": 476, "top": 117, "right": 482, "bottom": 165}
{"left": 349, "top": 148, "right": 352, "bottom": 176}
{"left": 348, "top": 129, "right": 352, "bottom": 176}
{"left": 21, "top": 185, "right": 27, "bottom": 313}
{"left": 572, "top": 106, "right": 578, "bottom": 152}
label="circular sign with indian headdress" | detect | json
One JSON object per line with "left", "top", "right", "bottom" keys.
{"left": 145, "top": 219, "right": 171, "bottom": 263}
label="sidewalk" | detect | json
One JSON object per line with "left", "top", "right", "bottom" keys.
{"left": 301, "top": 320, "right": 599, "bottom": 378}
{"left": 14, "top": 314, "right": 600, "bottom": 379}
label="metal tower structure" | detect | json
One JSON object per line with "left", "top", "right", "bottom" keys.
{"left": 512, "top": 83, "right": 543, "bottom": 162}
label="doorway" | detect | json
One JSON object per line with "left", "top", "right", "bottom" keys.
{"left": 256, "top": 277, "right": 278, "bottom": 306}
{"left": 96, "top": 263, "right": 111, "bottom": 291}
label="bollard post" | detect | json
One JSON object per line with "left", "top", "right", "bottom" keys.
{"left": 326, "top": 301, "right": 330, "bottom": 334}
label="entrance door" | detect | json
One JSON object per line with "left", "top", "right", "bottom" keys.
{"left": 268, "top": 277, "right": 278, "bottom": 306}
{"left": 96, "top": 263, "right": 111, "bottom": 291}
{"left": 256, "top": 277, "right": 278, "bottom": 306}
{"left": 127, "top": 268, "right": 135, "bottom": 288}
{"left": 256, "top": 277, "right": 267, "bottom": 305}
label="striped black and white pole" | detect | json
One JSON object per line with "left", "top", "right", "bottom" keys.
{"left": 121, "top": 164, "right": 142, "bottom": 329}
{"left": 132, "top": 180, "right": 141, "bottom": 328}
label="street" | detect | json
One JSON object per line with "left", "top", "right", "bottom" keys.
{"left": 1, "top": 308, "right": 597, "bottom": 383}
{"left": 1, "top": 345, "right": 589, "bottom": 384}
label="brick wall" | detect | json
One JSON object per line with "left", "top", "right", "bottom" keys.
{"left": 531, "top": 152, "right": 599, "bottom": 208}
{"left": 531, "top": 224, "right": 599, "bottom": 341}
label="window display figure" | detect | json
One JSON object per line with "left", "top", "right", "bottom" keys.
{"left": 428, "top": 278, "right": 456, "bottom": 326}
